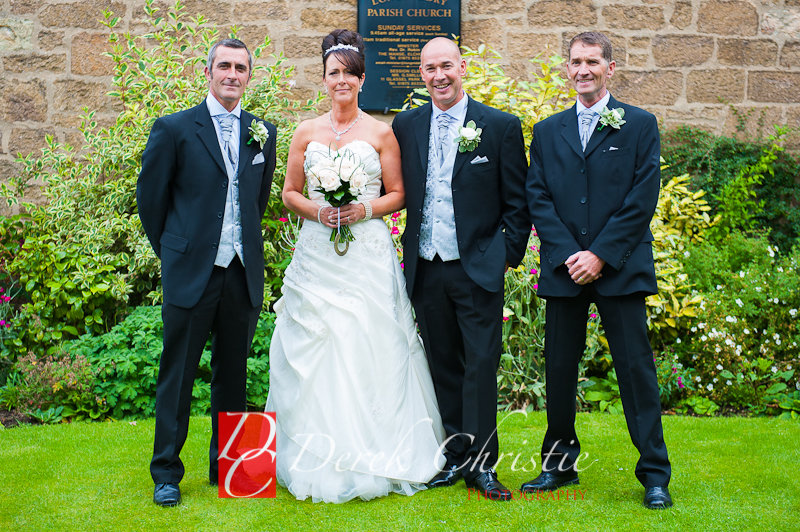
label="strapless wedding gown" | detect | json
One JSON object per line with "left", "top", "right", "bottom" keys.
{"left": 265, "top": 140, "right": 446, "bottom": 503}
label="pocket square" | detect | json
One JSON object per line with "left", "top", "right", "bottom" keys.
{"left": 252, "top": 152, "right": 265, "bottom": 165}
{"left": 608, "top": 146, "right": 619, "bottom": 151}
{"left": 470, "top": 155, "right": 489, "bottom": 164}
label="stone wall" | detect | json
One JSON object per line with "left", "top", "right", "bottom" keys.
{"left": 1, "top": 0, "right": 799, "bottom": 186}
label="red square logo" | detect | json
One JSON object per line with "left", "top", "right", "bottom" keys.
{"left": 218, "top": 412, "right": 277, "bottom": 498}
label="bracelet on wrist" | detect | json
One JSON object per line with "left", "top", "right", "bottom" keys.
{"left": 361, "top": 200, "right": 372, "bottom": 221}
{"left": 317, "top": 206, "right": 324, "bottom": 224}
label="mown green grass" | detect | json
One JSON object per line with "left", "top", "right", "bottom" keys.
{"left": 1, "top": 412, "right": 798, "bottom": 531}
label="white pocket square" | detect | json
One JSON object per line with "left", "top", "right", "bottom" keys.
{"left": 252, "top": 152, "right": 265, "bottom": 165}
{"left": 470, "top": 155, "right": 489, "bottom": 164}
{"left": 608, "top": 146, "right": 619, "bottom": 151}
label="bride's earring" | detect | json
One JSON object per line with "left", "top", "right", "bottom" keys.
{"left": 359, "top": 85, "right": 363, "bottom": 93}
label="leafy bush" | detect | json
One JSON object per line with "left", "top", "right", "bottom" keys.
{"left": 676, "top": 232, "right": 800, "bottom": 409}
{"left": 0, "top": 0, "right": 319, "bottom": 360}
{"left": 661, "top": 125, "right": 800, "bottom": 251}
{"left": 646, "top": 174, "right": 716, "bottom": 347}
{"left": 9, "top": 353, "right": 108, "bottom": 421}
{"left": 65, "top": 305, "right": 276, "bottom": 420}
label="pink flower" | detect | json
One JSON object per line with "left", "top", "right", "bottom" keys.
{"left": 391, "top": 212, "right": 400, "bottom": 220}
{"left": 278, "top": 217, "right": 288, "bottom": 222}
{"left": 3, "top": 323, "right": 9, "bottom": 328}
{"left": 391, "top": 227, "right": 400, "bottom": 235}
{"left": 530, "top": 268, "right": 538, "bottom": 275}
{"left": 672, "top": 367, "right": 678, "bottom": 374}
{"left": 590, "top": 313, "right": 597, "bottom": 318}
{"left": 533, "top": 284, "right": 538, "bottom": 289}
{"left": 0, "top": 287, "right": 4, "bottom": 293}
{"left": 2, "top": 296, "right": 10, "bottom": 302}
{"left": 400, "top": 263, "right": 404, "bottom": 269}
{"left": 677, "top": 376, "right": 684, "bottom": 389}
{"left": 503, "top": 317, "right": 510, "bottom": 322}
{"left": 0, "top": 320, "right": 5, "bottom": 326}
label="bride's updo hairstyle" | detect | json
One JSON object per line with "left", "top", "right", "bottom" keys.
{"left": 322, "top": 29, "right": 366, "bottom": 79}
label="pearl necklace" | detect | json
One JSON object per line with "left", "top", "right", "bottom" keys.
{"left": 329, "top": 110, "right": 362, "bottom": 142}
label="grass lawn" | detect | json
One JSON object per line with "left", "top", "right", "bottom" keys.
{"left": 1, "top": 411, "right": 798, "bottom": 531}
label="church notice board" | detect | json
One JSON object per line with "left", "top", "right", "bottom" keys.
{"left": 358, "top": 0, "right": 461, "bottom": 112}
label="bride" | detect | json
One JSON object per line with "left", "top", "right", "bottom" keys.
{"left": 265, "top": 29, "right": 446, "bottom": 503}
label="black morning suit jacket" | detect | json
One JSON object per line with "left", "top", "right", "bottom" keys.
{"left": 527, "top": 95, "right": 661, "bottom": 298}
{"left": 137, "top": 102, "right": 277, "bottom": 309}
{"left": 392, "top": 96, "right": 530, "bottom": 295}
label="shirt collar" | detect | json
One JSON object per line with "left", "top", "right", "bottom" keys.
{"left": 432, "top": 91, "right": 468, "bottom": 123}
{"left": 576, "top": 91, "right": 611, "bottom": 116}
{"left": 206, "top": 93, "right": 242, "bottom": 118}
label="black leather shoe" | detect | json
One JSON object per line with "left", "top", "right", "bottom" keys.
{"left": 209, "top": 473, "right": 218, "bottom": 486}
{"left": 427, "top": 464, "right": 463, "bottom": 488}
{"left": 153, "top": 483, "right": 181, "bottom": 507}
{"left": 465, "top": 469, "right": 513, "bottom": 501}
{"left": 520, "top": 471, "right": 579, "bottom": 492}
{"left": 644, "top": 486, "right": 673, "bottom": 509}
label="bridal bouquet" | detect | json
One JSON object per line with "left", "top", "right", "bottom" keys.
{"left": 305, "top": 147, "right": 370, "bottom": 253}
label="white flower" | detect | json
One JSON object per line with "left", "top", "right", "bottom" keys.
{"left": 288, "top": 80, "right": 297, "bottom": 88}
{"left": 597, "top": 106, "right": 626, "bottom": 130}
{"left": 768, "top": 247, "right": 775, "bottom": 258}
{"left": 707, "top": 383, "right": 714, "bottom": 391}
{"left": 739, "top": 271, "right": 745, "bottom": 278}
{"left": 692, "top": 354, "right": 698, "bottom": 360}
{"left": 713, "top": 378, "right": 718, "bottom": 383}
{"left": 460, "top": 126, "right": 479, "bottom": 141}
{"left": 716, "top": 285, "right": 723, "bottom": 290}
{"left": 696, "top": 377, "right": 702, "bottom": 382}
{"left": 735, "top": 299, "right": 744, "bottom": 308}
{"left": 691, "top": 327, "right": 697, "bottom": 332}
{"left": 701, "top": 335, "right": 708, "bottom": 341}
{"left": 716, "top": 364, "right": 723, "bottom": 370}
{"left": 348, "top": 169, "right": 369, "bottom": 195}
{"left": 791, "top": 309, "right": 798, "bottom": 317}
{"left": 773, "top": 298, "right": 780, "bottom": 304}
{"left": 684, "top": 251, "right": 690, "bottom": 257}
{"left": 247, "top": 119, "right": 270, "bottom": 150}
{"left": 743, "top": 328, "right": 750, "bottom": 334}
{"left": 755, "top": 287, "right": 762, "bottom": 292}
{"left": 715, "top": 347, "right": 722, "bottom": 353}
{"left": 788, "top": 365, "right": 793, "bottom": 370}
{"left": 772, "top": 366, "right": 778, "bottom": 373}
{"left": 726, "top": 380, "right": 732, "bottom": 386}
{"left": 698, "top": 322, "right": 706, "bottom": 329}
{"left": 776, "top": 339, "right": 781, "bottom": 345}
{"left": 726, "top": 315, "right": 737, "bottom": 323}
{"left": 318, "top": 167, "right": 341, "bottom": 191}
{"left": 777, "top": 266, "right": 784, "bottom": 272}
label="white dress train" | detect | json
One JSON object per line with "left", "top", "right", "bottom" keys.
{"left": 265, "top": 140, "right": 446, "bottom": 503}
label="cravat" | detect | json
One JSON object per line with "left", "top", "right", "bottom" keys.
{"left": 436, "top": 113, "right": 451, "bottom": 166}
{"left": 216, "top": 113, "right": 238, "bottom": 170}
{"left": 579, "top": 109, "right": 595, "bottom": 151}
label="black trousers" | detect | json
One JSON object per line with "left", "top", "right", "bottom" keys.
{"left": 541, "top": 285, "right": 671, "bottom": 487}
{"left": 150, "top": 257, "right": 260, "bottom": 484}
{"left": 412, "top": 256, "right": 503, "bottom": 479}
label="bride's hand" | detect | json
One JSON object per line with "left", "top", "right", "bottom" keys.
{"left": 325, "top": 203, "right": 365, "bottom": 226}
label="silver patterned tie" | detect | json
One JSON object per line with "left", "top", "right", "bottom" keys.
{"left": 436, "top": 113, "right": 451, "bottom": 166}
{"left": 216, "top": 114, "right": 238, "bottom": 170}
{"left": 580, "top": 109, "right": 595, "bottom": 151}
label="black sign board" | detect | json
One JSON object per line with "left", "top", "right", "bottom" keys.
{"left": 357, "top": 0, "right": 461, "bottom": 112}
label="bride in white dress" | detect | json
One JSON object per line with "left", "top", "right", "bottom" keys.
{"left": 265, "top": 29, "right": 446, "bottom": 503}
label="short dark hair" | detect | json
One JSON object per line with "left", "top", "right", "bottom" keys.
{"left": 322, "top": 29, "right": 366, "bottom": 79}
{"left": 207, "top": 38, "right": 253, "bottom": 73}
{"left": 568, "top": 32, "right": 613, "bottom": 64}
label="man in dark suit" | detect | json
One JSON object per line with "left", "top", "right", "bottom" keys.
{"left": 392, "top": 37, "right": 529, "bottom": 500}
{"left": 523, "top": 32, "right": 672, "bottom": 509}
{"left": 137, "top": 38, "right": 276, "bottom": 506}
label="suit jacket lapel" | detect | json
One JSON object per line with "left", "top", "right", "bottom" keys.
{"left": 414, "top": 104, "right": 432, "bottom": 180}
{"left": 560, "top": 104, "right": 585, "bottom": 161}
{"left": 195, "top": 103, "right": 228, "bottom": 176}
{"left": 238, "top": 110, "right": 257, "bottom": 176}
{"left": 451, "top": 96, "right": 485, "bottom": 179}
{"left": 584, "top": 95, "right": 619, "bottom": 157}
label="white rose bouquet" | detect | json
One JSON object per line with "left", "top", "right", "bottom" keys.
{"left": 305, "top": 147, "right": 370, "bottom": 249}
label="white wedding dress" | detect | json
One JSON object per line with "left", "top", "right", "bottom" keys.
{"left": 265, "top": 140, "right": 446, "bottom": 503}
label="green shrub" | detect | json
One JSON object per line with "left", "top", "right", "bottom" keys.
{"left": 0, "top": 0, "right": 319, "bottom": 360}
{"left": 661, "top": 125, "right": 800, "bottom": 251}
{"left": 65, "top": 305, "right": 276, "bottom": 420}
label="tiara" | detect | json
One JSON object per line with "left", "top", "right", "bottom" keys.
{"left": 324, "top": 43, "right": 360, "bottom": 56}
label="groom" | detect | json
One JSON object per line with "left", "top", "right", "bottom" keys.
{"left": 392, "top": 37, "right": 529, "bottom": 500}
{"left": 138, "top": 38, "right": 276, "bottom": 506}
{"left": 524, "top": 31, "right": 672, "bottom": 509}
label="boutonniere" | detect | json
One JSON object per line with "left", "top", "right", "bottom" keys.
{"left": 454, "top": 120, "right": 482, "bottom": 152}
{"left": 597, "top": 106, "right": 626, "bottom": 131}
{"left": 247, "top": 119, "right": 269, "bottom": 149}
